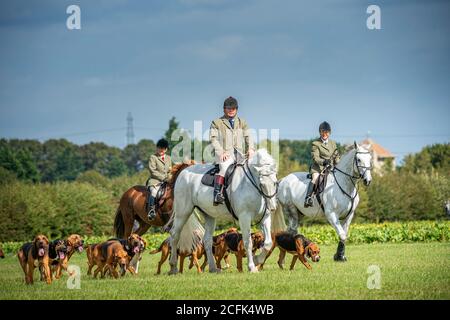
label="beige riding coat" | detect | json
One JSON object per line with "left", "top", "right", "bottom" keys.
{"left": 310, "top": 138, "right": 340, "bottom": 174}
{"left": 148, "top": 153, "right": 172, "bottom": 187}
{"left": 209, "top": 116, "right": 255, "bottom": 157}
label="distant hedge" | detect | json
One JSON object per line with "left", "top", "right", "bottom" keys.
{"left": 0, "top": 181, "right": 116, "bottom": 242}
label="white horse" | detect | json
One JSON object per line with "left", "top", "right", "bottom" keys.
{"left": 276, "top": 142, "right": 373, "bottom": 261}
{"left": 168, "top": 149, "right": 285, "bottom": 274}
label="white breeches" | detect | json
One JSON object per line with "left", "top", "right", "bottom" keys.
{"left": 311, "top": 173, "right": 319, "bottom": 184}
{"left": 150, "top": 183, "right": 162, "bottom": 197}
{"left": 217, "top": 154, "right": 235, "bottom": 176}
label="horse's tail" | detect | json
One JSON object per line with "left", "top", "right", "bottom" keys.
{"left": 113, "top": 207, "right": 125, "bottom": 238}
{"left": 271, "top": 200, "right": 287, "bottom": 233}
{"left": 171, "top": 211, "right": 204, "bottom": 254}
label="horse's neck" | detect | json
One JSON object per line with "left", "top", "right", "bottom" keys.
{"left": 333, "top": 150, "right": 357, "bottom": 195}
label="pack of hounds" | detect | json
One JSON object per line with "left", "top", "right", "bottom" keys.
{"left": 13, "top": 229, "right": 320, "bottom": 284}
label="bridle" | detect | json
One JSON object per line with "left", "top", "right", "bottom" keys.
{"left": 331, "top": 149, "right": 372, "bottom": 219}
{"left": 240, "top": 160, "right": 279, "bottom": 226}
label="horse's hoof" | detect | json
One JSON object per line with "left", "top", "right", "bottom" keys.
{"left": 333, "top": 254, "right": 347, "bottom": 262}
{"left": 209, "top": 268, "right": 221, "bottom": 274}
{"left": 168, "top": 268, "right": 178, "bottom": 275}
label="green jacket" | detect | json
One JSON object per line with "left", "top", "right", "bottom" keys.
{"left": 310, "top": 138, "right": 340, "bottom": 174}
{"left": 148, "top": 153, "right": 172, "bottom": 187}
{"left": 209, "top": 115, "right": 255, "bottom": 157}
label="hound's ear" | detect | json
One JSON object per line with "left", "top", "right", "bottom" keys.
{"left": 354, "top": 141, "right": 358, "bottom": 149}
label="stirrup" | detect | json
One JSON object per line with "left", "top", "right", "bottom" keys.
{"left": 304, "top": 196, "right": 313, "bottom": 208}
{"left": 148, "top": 207, "right": 156, "bottom": 220}
{"left": 214, "top": 193, "right": 225, "bottom": 205}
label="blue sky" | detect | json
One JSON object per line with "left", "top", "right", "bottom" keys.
{"left": 0, "top": 0, "right": 449, "bottom": 162}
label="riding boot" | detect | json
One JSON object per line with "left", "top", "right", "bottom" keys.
{"left": 147, "top": 194, "right": 156, "bottom": 220}
{"left": 213, "top": 175, "right": 225, "bottom": 206}
{"left": 304, "top": 181, "right": 315, "bottom": 208}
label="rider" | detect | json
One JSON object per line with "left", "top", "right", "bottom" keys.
{"left": 304, "top": 121, "right": 340, "bottom": 208}
{"left": 147, "top": 138, "right": 172, "bottom": 219}
{"left": 209, "top": 96, "right": 255, "bottom": 205}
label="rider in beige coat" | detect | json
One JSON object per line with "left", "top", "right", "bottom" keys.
{"left": 304, "top": 121, "right": 340, "bottom": 207}
{"left": 209, "top": 96, "right": 255, "bottom": 205}
{"left": 147, "top": 138, "right": 172, "bottom": 219}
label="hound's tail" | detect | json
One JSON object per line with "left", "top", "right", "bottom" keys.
{"left": 271, "top": 200, "right": 287, "bottom": 233}
{"left": 149, "top": 239, "right": 168, "bottom": 255}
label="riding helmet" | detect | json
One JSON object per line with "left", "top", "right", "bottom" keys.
{"left": 156, "top": 138, "right": 169, "bottom": 149}
{"left": 319, "top": 121, "right": 331, "bottom": 133}
{"left": 223, "top": 96, "right": 238, "bottom": 109}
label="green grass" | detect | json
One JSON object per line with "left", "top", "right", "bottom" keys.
{"left": 0, "top": 242, "right": 449, "bottom": 300}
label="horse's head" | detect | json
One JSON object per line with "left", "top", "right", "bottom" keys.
{"left": 354, "top": 142, "right": 373, "bottom": 186}
{"left": 248, "top": 149, "right": 278, "bottom": 211}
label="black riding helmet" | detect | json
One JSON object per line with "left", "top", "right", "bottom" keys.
{"left": 319, "top": 121, "right": 331, "bottom": 133}
{"left": 223, "top": 96, "right": 238, "bottom": 109}
{"left": 156, "top": 138, "right": 169, "bottom": 149}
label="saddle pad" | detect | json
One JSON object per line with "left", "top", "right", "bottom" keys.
{"left": 201, "top": 165, "right": 219, "bottom": 187}
{"left": 201, "top": 164, "right": 237, "bottom": 188}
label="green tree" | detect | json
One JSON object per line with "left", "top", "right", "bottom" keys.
{"left": 164, "top": 116, "right": 180, "bottom": 150}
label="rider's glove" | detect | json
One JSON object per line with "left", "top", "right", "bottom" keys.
{"left": 323, "top": 159, "right": 331, "bottom": 167}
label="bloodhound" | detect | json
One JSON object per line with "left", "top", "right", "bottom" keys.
{"left": 53, "top": 234, "right": 84, "bottom": 279}
{"left": 91, "top": 241, "right": 132, "bottom": 279}
{"left": 215, "top": 230, "right": 265, "bottom": 272}
{"left": 261, "top": 232, "right": 320, "bottom": 270}
{"left": 17, "top": 235, "right": 52, "bottom": 284}
{"left": 150, "top": 234, "right": 204, "bottom": 275}
{"left": 87, "top": 234, "right": 144, "bottom": 277}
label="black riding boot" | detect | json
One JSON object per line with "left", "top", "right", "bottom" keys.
{"left": 147, "top": 195, "right": 156, "bottom": 220}
{"left": 213, "top": 175, "right": 225, "bottom": 206}
{"left": 304, "top": 181, "right": 315, "bottom": 208}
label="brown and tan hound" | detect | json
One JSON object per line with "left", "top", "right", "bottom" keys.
{"left": 150, "top": 236, "right": 204, "bottom": 275}
{"left": 53, "top": 234, "right": 84, "bottom": 279}
{"left": 17, "top": 235, "right": 52, "bottom": 284}
{"left": 215, "top": 230, "right": 265, "bottom": 272}
{"left": 90, "top": 241, "right": 132, "bottom": 279}
{"left": 261, "top": 232, "right": 320, "bottom": 270}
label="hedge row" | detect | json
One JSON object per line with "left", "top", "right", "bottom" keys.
{"left": 1, "top": 220, "right": 448, "bottom": 255}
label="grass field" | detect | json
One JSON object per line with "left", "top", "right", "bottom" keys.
{"left": 0, "top": 242, "right": 449, "bottom": 300}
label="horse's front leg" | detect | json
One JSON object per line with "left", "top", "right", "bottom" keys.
{"left": 203, "top": 215, "right": 219, "bottom": 273}
{"left": 239, "top": 215, "right": 257, "bottom": 273}
{"left": 254, "top": 213, "right": 272, "bottom": 267}
{"left": 325, "top": 210, "right": 347, "bottom": 262}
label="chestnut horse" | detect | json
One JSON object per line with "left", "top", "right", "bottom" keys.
{"left": 113, "top": 162, "right": 194, "bottom": 238}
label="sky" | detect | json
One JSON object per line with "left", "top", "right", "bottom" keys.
{"left": 0, "top": 0, "right": 449, "bottom": 163}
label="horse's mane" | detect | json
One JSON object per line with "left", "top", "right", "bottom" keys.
{"left": 168, "top": 160, "right": 195, "bottom": 186}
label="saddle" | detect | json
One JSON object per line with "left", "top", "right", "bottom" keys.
{"left": 306, "top": 170, "right": 330, "bottom": 197}
{"left": 200, "top": 163, "right": 237, "bottom": 188}
{"left": 200, "top": 163, "right": 239, "bottom": 220}
{"left": 307, "top": 169, "right": 330, "bottom": 211}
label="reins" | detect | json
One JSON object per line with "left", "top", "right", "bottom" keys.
{"left": 226, "top": 159, "right": 278, "bottom": 227}
{"left": 330, "top": 150, "right": 372, "bottom": 220}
